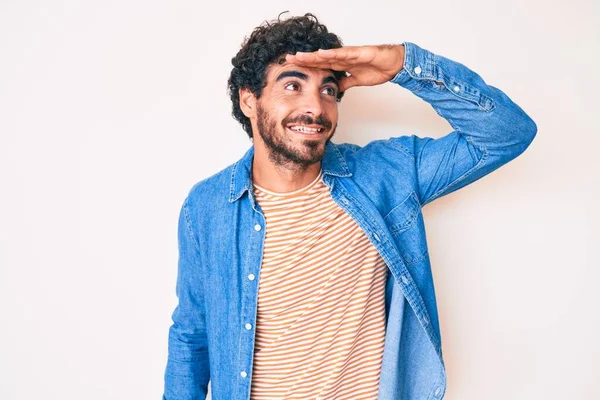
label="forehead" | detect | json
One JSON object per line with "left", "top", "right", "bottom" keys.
{"left": 265, "top": 60, "right": 336, "bottom": 84}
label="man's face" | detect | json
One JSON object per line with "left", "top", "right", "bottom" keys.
{"left": 253, "top": 59, "right": 340, "bottom": 169}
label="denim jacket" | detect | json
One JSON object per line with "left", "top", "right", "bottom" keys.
{"left": 163, "top": 41, "right": 537, "bottom": 400}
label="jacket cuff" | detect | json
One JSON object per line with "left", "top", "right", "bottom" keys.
{"left": 390, "top": 41, "right": 437, "bottom": 87}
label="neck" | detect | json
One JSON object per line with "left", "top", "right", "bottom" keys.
{"left": 251, "top": 145, "right": 322, "bottom": 193}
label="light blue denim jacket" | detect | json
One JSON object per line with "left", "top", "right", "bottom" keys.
{"left": 163, "top": 41, "right": 537, "bottom": 400}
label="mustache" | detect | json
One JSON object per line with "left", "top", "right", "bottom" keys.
{"left": 282, "top": 114, "right": 333, "bottom": 130}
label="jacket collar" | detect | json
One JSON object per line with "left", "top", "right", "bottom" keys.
{"left": 228, "top": 140, "right": 352, "bottom": 203}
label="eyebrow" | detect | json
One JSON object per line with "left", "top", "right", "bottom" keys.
{"left": 275, "top": 70, "right": 339, "bottom": 89}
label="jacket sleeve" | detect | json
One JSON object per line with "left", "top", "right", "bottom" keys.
{"left": 163, "top": 197, "right": 210, "bottom": 400}
{"left": 389, "top": 41, "right": 537, "bottom": 206}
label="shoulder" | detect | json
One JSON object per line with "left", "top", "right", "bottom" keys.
{"left": 361, "top": 136, "right": 417, "bottom": 160}
{"left": 183, "top": 162, "right": 236, "bottom": 211}
{"left": 334, "top": 136, "right": 420, "bottom": 200}
{"left": 335, "top": 136, "right": 418, "bottom": 167}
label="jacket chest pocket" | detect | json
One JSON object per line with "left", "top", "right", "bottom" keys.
{"left": 383, "top": 191, "right": 428, "bottom": 265}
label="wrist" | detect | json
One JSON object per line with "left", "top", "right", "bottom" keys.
{"left": 396, "top": 44, "right": 405, "bottom": 73}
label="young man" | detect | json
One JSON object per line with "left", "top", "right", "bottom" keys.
{"left": 163, "top": 13, "right": 537, "bottom": 400}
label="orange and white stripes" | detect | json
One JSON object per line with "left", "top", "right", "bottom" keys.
{"left": 249, "top": 170, "right": 389, "bottom": 400}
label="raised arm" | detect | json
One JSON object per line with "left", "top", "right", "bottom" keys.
{"left": 389, "top": 42, "right": 537, "bottom": 205}
{"left": 286, "top": 41, "right": 537, "bottom": 206}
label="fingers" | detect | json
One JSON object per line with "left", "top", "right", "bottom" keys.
{"left": 284, "top": 47, "right": 361, "bottom": 69}
{"left": 339, "top": 75, "right": 358, "bottom": 92}
{"left": 285, "top": 55, "right": 345, "bottom": 71}
{"left": 285, "top": 52, "right": 329, "bottom": 65}
{"left": 314, "top": 47, "right": 361, "bottom": 60}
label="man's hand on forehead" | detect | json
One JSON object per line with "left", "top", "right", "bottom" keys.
{"left": 285, "top": 44, "right": 405, "bottom": 92}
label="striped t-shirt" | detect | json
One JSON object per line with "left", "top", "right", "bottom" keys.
{"left": 249, "top": 169, "right": 389, "bottom": 400}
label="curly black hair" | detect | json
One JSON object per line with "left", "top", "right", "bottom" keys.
{"left": 227, "top": 12, "right": 347, "bottom": 139}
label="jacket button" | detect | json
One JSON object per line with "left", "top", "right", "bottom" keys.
{"left": 240, "top": 371, "right": 247, "bottom": 378}
{"left": 254, "top": 224, "right": 262, "bottom": 231}
{"left": 245, "top": 323, "right": 252, "bottom": 330}
{"left": 248, "top": 274, "right": 255, "bottom": 281}
{"left": 414, "top": 66, "right": 422, "bottom": 75}
{"left": 453, "top": 85, "right": 460, "bottom": 92}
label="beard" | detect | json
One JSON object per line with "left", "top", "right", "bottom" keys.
{"left": 256, "top": 103, "right": 336, "bottom": 170}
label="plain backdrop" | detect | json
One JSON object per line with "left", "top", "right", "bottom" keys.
{"left": 1, "top": 0, "right": 598, "bottom": 399}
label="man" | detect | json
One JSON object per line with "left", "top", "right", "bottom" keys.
{"left": 163, "top": 13, "right": 536, "bottom": 400}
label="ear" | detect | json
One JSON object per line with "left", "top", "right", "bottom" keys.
{"left": 239, "top": 88, "right": 257, "bottom": 119}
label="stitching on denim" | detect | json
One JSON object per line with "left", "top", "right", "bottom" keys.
{"left": 429, "top": 145, "right": 488, "bottom": 204}
{"left": 183, "top": 198, "right": 201, "bottom": 252}
{"left": 478, "top": 93, "right": 496, "bottom": 112}
{"left": 333, "top": 144, "right": 347, "bottom": 173}
{"left": 165, "top": 372, "right": 196, "bottom": 378}
{"left": 434, "top": 73, "right": 495, "bottom": 114}
{"left": 441, "top": 77, "right": 480, "bottom": 106}
{"left": 404, "top": 41, "right": 413, "bottom": 76}
{"left": 385, "top": 194, "right": 429, "bottom": 265}
{"left": 398, "top": 44, "right": 431, "bottom": 92}
{"left": 383, "top": 190, "right": 419, "bottom": 221}
{"left": 403, "top": 250, "right": 428, "bottom": 266}
{"left": 334, "top": 182, "right": 429, "bottom": 321}
{"left": 388, "top": 139, "right": 416, "bottom": 160}
{"left": 240, "top": 208, "right": 265, "bottom": 391}
{"left": 229, "top": 161, "right": 239, "bottom": 202}
{"left": 425, "top": 368, "right": 447, "bottom": 399}
{"left": 426, "top": 50, "right": 435, "bottom": 78}
{"left": 324, "top": 143, "right": 351, "bottom": 177}
{"left": 436, "top": 369, "right": 447, "bottom": 398}
{"left": 422, "top": 103, "right": 489, "bottom": 205}
{"left": 413, "top": 79, "right": 429, "bottom": 91}
{"left": 169, "top": 355, "right": 204, "bottom": 362}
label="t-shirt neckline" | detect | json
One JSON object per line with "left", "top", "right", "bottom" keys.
{"left": 253, "top": 170, "right": 323, "bottom": 197}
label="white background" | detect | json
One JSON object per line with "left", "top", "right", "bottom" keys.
{"left": 1, "top": 0, "right": 598, "bottom": 399}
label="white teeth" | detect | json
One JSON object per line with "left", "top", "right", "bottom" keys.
{"left": 289, "top": 125, "right": 321, "bottom": 134}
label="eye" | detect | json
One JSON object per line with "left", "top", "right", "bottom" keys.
{"left": 284, "top": 82, "right": 300, "bottom": 91}
{"left": 322, "top": 86, "right": 337, "bottom": 96}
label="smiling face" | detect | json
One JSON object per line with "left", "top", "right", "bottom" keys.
{"left": 239, "top": 58, "right": 340, "bottom": 170}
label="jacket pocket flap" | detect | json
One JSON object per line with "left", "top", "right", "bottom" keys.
{"left": 384, "top": 191, "right": 421, "bottom": 233}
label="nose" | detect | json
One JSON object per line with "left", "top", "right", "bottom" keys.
{"left": 299, "top": 88, "right": 325, "bottom": 116}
